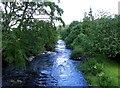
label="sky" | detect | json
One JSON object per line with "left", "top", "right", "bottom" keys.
{"left": 0, "top": 0, "right": 120, "bottom": 25}
{"left": 54, "top": 0, "right": 120, "bottom": 25}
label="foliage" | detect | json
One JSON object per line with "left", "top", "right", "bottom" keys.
{"left": 61, "top": 13, "right": 120, "bottom": 60}
{"left": 78, "top": 56, "right": 119, "bottom": 86}
{"left": 59, "top": 9, "right": 120, "bottom": 86}
{"left": 70, "top": 47, "right": 85, "bottom": 59}
{"left": 2, "top": 2, "right": 64, "bottom": 69}
{"left": 61, "top": 21, "right": 80, "bottom": 40}
{"left": 63, "top": 21, "right": 82, "bottom": 49}
{"left": 2, "top": 2, "right": 64, "bottom": 30}
{"left": 78, "top": 57, "right": 104, "bottom": 76}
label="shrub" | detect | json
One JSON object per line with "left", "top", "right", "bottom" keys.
{"left": 70, "top": 48, "right": 85, "bottom": 59}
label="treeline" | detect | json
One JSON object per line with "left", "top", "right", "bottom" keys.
{"left": 61, "top": 11, "right": 120, "bottom": 61}
{"left": 2, "top": 2, "right": 64, "bottom": 69}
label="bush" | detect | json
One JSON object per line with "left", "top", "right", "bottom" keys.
{"left": 70, "top": 48, "right": 85, "bottom": 59}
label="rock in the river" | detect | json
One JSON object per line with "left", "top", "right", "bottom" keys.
{"left": 9, "top": 79, "right": 16, "bottom": 83}
{"left": 9, "top": 79, "right": 22, "bottom": 84}
{"left": 42, "top": 51, "right": 56, "bottom": 56}
{"left": 27, "top": 56, "right": 35, "bottom": 61}
{"left": 16, "top": 79, "right": 23, "bottom": 83}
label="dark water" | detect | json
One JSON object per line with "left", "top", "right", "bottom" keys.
{"left": 34, "top": 40, "right": 88, "bottom": 86}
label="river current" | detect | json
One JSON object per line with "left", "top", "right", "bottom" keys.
{"left": 34, "top": 40, "right": 88, "bottom": 87}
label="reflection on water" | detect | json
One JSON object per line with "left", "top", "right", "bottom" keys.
{"left": 51, "top": 40, "right": 87, "bottom": 86}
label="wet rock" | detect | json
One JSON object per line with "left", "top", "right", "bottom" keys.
{"left": 27, "top": 56, "right": 35, "bottom": 62}
{"left": 9, "top": 79, "right": 16, "bottom": 83}
{"left": 16, "top": 79, "right": 22, "bottom": 83}
{"left": 7, "top": 79, "right": 23, "bottom": 86}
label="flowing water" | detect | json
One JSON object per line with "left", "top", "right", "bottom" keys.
{"left": 2, "top": 40, "right": 88, "bottom": 87}
{"left": 34, "top": 40, "right": 88, "bottom": 86}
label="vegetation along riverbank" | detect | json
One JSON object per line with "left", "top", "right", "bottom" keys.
{"left": 59, "top": 8, "right": 120, "bottom": 86}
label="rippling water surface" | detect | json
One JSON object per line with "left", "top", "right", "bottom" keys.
{"left": 35, "top": 40, "right": 88, "bottom": 86}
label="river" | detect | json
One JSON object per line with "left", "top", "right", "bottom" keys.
{"left": 2, "top": 40, "right": 88, "bottom": 87}
{"left": 33, "top": 40, "right": 88, "bottom": 87}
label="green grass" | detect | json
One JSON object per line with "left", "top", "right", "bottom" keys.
{"left": 103, "top": 58, "right": 119, "bottom": 86}
{"left": 78, "top": 54, "right": 120, "bottom": 86}
{"left": 95, "top": 55, "right": 119, "bottom": 86}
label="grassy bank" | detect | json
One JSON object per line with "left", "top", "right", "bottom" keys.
{"left": 77, "top": 55, "right": 120, "bottom": 87}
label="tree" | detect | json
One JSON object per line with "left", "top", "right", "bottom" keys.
{"left": 88, "top": 7, "right": 94, "bottom": 20}
{"left": 2, "top": 2, "right": 64, "bottom": 30}
{"left": 2, "top": 1, "right": 64, "bottom": 69}
{"left": 61, "top": 10, "right": 120, "bottom": 61}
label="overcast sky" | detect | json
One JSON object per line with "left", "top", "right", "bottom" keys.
{"left": 0, "top": 0, "right": 119, "bottom": 25}
{"left": 54, "top": 0, "right": 120, "bottom": 25}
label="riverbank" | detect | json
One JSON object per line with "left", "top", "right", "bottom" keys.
{"left": 77, "top": 54, "right": 120, "bottom": 87}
